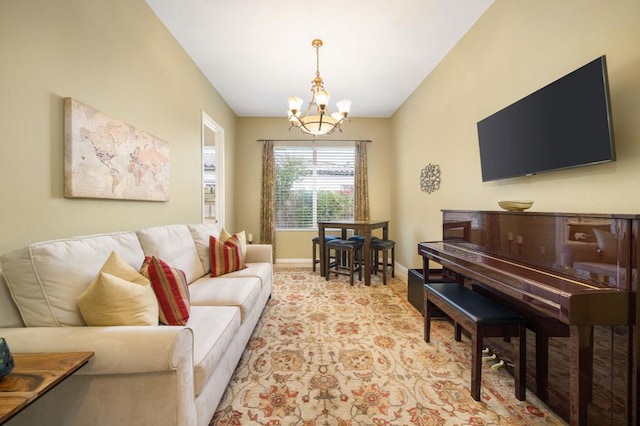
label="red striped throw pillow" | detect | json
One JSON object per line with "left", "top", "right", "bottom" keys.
{"left": 210, "top": 234, "right": 247, "bottom": 277}
{"left": 140, "top": 256, "right": 190, "bottom": 325}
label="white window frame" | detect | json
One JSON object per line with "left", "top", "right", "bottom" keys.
{"left": 274, "top": 144, "right": 355, "bottom": 231}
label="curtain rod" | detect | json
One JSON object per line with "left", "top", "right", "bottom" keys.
{"left": 257, "top": 139, "right": 371, "bottom": 143}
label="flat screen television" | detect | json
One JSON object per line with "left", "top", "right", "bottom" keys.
{"left": 477, "top": 56, "right": 615, "bottom": 182}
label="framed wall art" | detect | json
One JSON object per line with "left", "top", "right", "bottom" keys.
{"left": 64, "top": 97, "right": 170, "bottom": 201}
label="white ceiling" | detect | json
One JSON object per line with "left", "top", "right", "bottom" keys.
{"left": 146, "top": 0, "right": 494, "bottom": 118}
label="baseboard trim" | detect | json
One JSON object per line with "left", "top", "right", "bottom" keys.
{"left": 275, "top": 258, "right": 411, "bottom": 283}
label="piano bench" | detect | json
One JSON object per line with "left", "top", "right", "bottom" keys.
{"left": 423, "top": 282, "right": 527, "bottom": 402}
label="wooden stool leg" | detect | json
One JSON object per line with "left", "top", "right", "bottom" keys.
{"left": 371, "top": 248, "right": 377, "bottom": 274}
{"left": 325, "top": 246, "right": 332, "bottom": 281}
{"left": 312, "top": 240, "right": 317, "bottom": 272}
{"left": 391, "top": 246, "right": 395, "bottom": 277}
{"left": 382, "top": 247, "right": 388, "bottom": 285}
{"left": 349, "top": 250, "right": 354, "bottom": 286}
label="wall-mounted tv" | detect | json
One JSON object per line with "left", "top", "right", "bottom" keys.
{"left": 477, "top": 56, "right": 615, "bottom": 182}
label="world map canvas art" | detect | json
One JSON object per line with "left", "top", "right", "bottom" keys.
{"left": 64, "top": 97, "right": 170, "bottom": 201}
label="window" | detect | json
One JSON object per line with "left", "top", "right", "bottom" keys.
{"left": 275, "top": 145, "right": 355, "bottom": 230}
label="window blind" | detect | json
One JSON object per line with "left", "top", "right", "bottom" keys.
{"left": 274, "top": 146, "right": 355, "bottom": 230}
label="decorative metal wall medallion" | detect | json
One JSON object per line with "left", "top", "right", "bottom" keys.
{"left": 420, "top": 163, "right": 441, "bottom": 194}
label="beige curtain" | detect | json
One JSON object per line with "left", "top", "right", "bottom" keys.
{"left": 260, "top": 140, "right": 276, "bottom": 260}
{"left": 354, "top": 140, "right": 370, "bottom": 221}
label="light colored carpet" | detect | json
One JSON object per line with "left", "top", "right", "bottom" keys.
{"left": 211, "top": 268, "right": 566, "bottom": 425}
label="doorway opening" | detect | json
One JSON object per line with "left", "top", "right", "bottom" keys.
{"left": 202, "top": 111, "right": 225, "bottom": 227}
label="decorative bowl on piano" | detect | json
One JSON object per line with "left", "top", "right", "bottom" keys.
{"left": 498, "top": 200, "right": 534, "bottom": 211}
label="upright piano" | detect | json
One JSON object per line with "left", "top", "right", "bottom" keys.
{"left": 418, "top": 210, "right": 638, "bottom": 426}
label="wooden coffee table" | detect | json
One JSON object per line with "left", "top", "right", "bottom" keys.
{"left": 0, "top": 352, "right": 94, "bottom": 424}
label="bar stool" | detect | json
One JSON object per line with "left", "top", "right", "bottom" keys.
{"left": 347, "top": 235, "right": 368, "bottom": 273}
{"left": 312, "top": 235, "right": 340, "bottom": 272}
{"left": 325, "top": 239, "right": 363, "bottom": 286}
{"left": 371, "top": 237, "right": 395, "bottom": 285}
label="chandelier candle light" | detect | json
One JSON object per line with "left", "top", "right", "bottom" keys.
{"left": 287, "top": 39, "right": 351, "bottom": 136}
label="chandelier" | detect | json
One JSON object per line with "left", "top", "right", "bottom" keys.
{"left": 287, "top": 39, "right": 351, "bottom": 136}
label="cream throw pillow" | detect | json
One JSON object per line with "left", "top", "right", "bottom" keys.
{"left": 220, "top": 228, "right": 247, "bottom": 258}
{"left": 98, "top": 250, "right": 150, "bottom": 285}
{"left": 77, "top": 251, "right": 159, "bottom": 326}
{"left": 77, "top": 272, "right": 159, "bottom": 326}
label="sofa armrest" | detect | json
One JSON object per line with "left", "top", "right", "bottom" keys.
{"left": 245, "top": 244, "right": 273, "bottom": 264}
{"left": 0, "top": 326, "right": 193, "bottom": 375}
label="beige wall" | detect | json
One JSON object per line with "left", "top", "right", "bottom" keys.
{"left": 0, "top": 0, "right": 237, "bottom": 253}
{"left": 3, "top": 0, "right": 638, "bottom": 269}
{"left": 392, "top": 0, "right": 640, "bottom": 268}
{"left": 235, "top": 117, "right": 393, "bottom": 260}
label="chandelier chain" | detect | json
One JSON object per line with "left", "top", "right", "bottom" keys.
{"left": 315, "top": 43, "right": 321, "bottom": 79}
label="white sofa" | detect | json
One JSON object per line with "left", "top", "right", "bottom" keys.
{"left": 0, "top": 223, "right": 272, "bottom": 426}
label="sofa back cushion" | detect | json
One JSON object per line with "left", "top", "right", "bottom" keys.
{"left": 0, "top": 269, "right": 25, "bottom": 327}
{"left": 0, "top": 232, "right": 145, "bottom": 327}
{"left": 136, "top": 225, "right": 205, "bottom": 284}
{"left": 187, "top": 223, "right": 220, "bottom": 275}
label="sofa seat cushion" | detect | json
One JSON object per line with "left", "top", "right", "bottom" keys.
{"left": 187, "top": 306, "right": 241, "bottom": 396}
{"left": 188, "top": 276, "right": 261, "bottom": 322}
{"left": 222, "top": 263, "right": 272, "bottom": 290}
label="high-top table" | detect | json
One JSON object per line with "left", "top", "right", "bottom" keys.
{"left": 0, "top": 352, "right": 94, "bottom": 423}
{"left": 317, "top": 220, "right": 389, "bottom": 286}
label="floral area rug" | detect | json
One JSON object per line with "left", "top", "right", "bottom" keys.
{"left": 211, "top": 268, "right": 566, "bottom": 425}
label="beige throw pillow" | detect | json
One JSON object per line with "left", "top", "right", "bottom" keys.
{"left": 220, "top": 228, "right": 247, "bottom": 258}
{"left": 77, "top": 272, "right": 159, "bottom": 326}
{"left": 76, "top": 251, "right": 159, "bottom": 326}
{"left": 98, "top": 251, "right": 151, "bottom": 285}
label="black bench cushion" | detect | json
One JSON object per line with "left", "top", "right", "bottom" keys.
{"left": 424, "top": 282, "right": 525, "bottom": 326}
